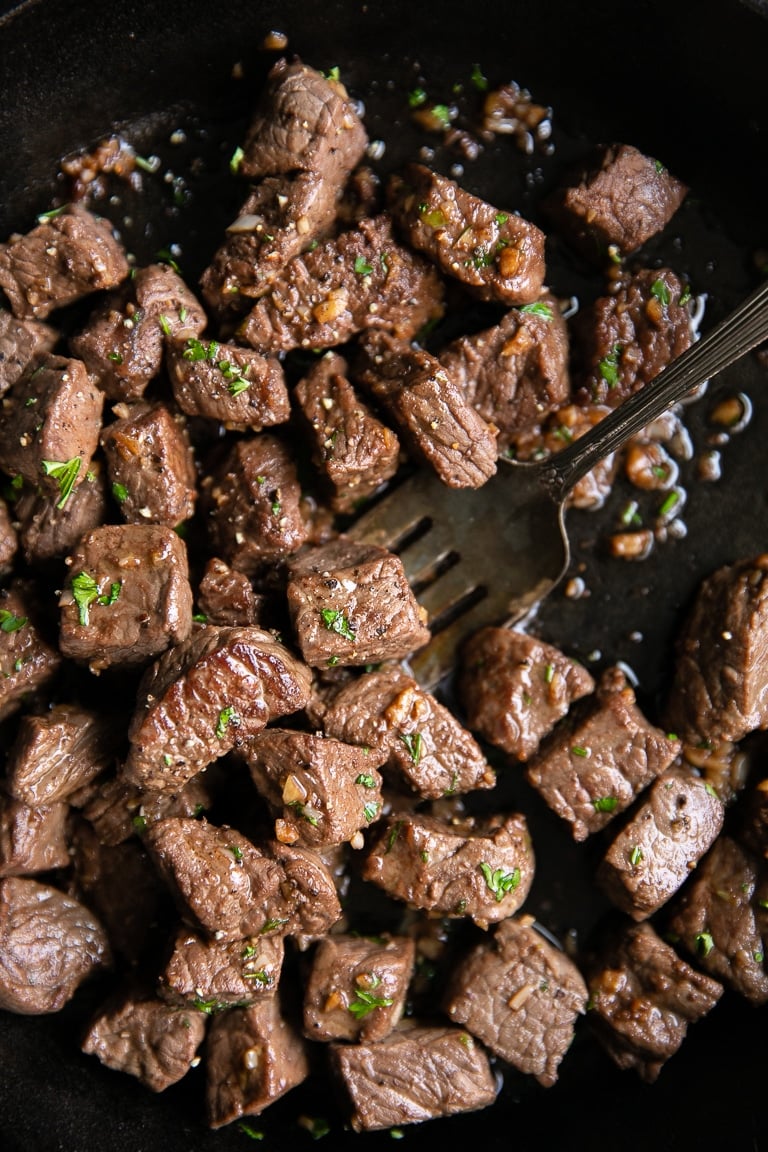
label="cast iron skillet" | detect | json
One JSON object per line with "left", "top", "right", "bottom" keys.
{"left": 1, "top": 1, "right": 768, "bottom": 1149}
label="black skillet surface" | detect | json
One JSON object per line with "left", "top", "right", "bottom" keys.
{"left": 1, "top": 0, "right": 768, "bottom": 1149}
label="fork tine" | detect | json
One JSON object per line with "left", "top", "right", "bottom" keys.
{"left": 347, "top": 474, "right": 430, "bottom": 550}
{"left": 416, "top": 561, "right": 479, "bottom": 622}
{"left": 397, "top": 521, "right": 457, "bottom": 584}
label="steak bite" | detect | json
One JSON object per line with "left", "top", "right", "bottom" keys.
{"left": 665, "top": 835, "right": 768, "bottom": 1004}
{"left": 82, "top": 772, "right": 214, "bottom": 847}
{"left": 124, "top": 625, "right": 311, "bottom": 791}
{"left": 0, "top": 204, "right": 128, "bottom": 320}
{"left": 597, "top": 767, "right": 725, "bottom": 921}
{"left": 205, "top": 998, "right": 310, "bottom": 1129}
{"left": 330, "top": 1021, "right": 498, "bottom": 1131}
{"left": 363, "top": 810, "right": 534, "bottom": 925}
{"left": 70, "top": 262, "right": 206, "bottom": 401}
{"left": 58, "top": 523, "right": 193, "bottom": 673}
{"left": 100, "top": 401, "right": 197, "bottom": 527}
{"left": 286, "top": 537, "right": 430, "bottom": 668}
{"left": 167, "top": 336, "right": 290, "bottom": 431}
{"left": 575, "top": 268, "right": 692, "bottom": 407}
{"left": 0, "top": 309, "right": 57, "bottom": 396}
{"left": 0, "top": 354, "right": 103, "bottom": 493}
{"left": 82, "top": 985, "right": 206, "bottom": 1092}
{"left": 525, "top": 667, "right": 681, "bottom": 841}
{"left": 303, "top": 933, "right": 415, "bottom": 1043}
{"left": 15, "top": 463, "right": 108, "bottom": 565}
{"left": 459, "top": 626, "right": 595, "bottom": 761}
{"left": 0, "top": 792, "right": 70, "bottom": 878}
{"left": 545, "top": 143, "right": 687, "bottom": 262}
{"left": 323, "top": 665, "right": 495, "bottom": 799}
{"left": 0, "top": 583, "right": 62, "bottom": 722}
{"left": 244, "top": 728, "right": 384, "bottom": 848}
{"left": 203, "top": 435, "right": 308, "bottom": 574}
{"left": 238, "top": 214, "right": 444, "bottom": 353}
{"left": 159, "top": 926, "right": 284, "bottom": 1008}
{"left": 5, "top": 704, "right": 118, "bottom": 806}
{"left": 444, "top": 915, "right": 588, "bottom": 1087}
{"left": 145, "top": 817, "right": 341, "bottom": 942}
{"left": 196, "top": 558, "right": 262, "bottom": 627}
{"left": 583, "top": 919, "right": 723, "bottom": 1083}
{"left": 439, "top": 295, "right": 570, "bottom": 446}
{"left": 665, "top": 555, "right": 768, "bottom": 747}
{"left": 0, "top": 876, "right": 111, "bottom": 1013}
{"left": 293, "top": 350, "right": 400, "bottom": 512}
{"left": 389, "top": 163, "right": 546, "bottom": 305}
{"left": 355, "top": 329, "right": 498, "bottom": 488}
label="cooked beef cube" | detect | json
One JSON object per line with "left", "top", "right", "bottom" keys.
{"left": 324, "top": 665, "right": 495, "bottom": 799}
{"left": 389, "top": 163, "right": 545, "bottom": 305}
{"left": 82, "top": 772, "right": 213, "bottom": 847}
{"left": 355, "top": 329, "right": 498, "bottom": 488}
{"left": 167, "top": 335, "right": 289, "bottom": 431}
{"left": 597, "top": 767, "right": 725, "bottom": 920}
{"left": 286, "top": 537, "right": 430, "bottom": 668}
{"left": 303, "top": 933, "right": 414, "bottom": 1043}
{"left": 0, "top": 204, "right": 128, "bottom": 320}
{"left": 0, "top": 792, "right": 69, "bottom": 877}
{"left": 0, "top": 496, "right": 18, "bottom": 573}
{"left": 666, "top": 835, "right": 768, "bottom": 1003}
{"left": 82, "top": 985, "right": 206, "bottom": 1091}
{"left": 244, "top": 728, "right": 384, "bottom": 849}
{"left": 665, "top": 555, "right": 768, "bottom": 746}
{"left": 238, "top": 214, "right": 444, "bottom": 353}
{"left": 545, "top": 143, "right": 687, "bottom": 261}
{"left": 439, "top": 294, "right": 570, "bottom": 446}
{"left": 294, "top": 351, "right": 400, "bottom": 512}
{"left": 0, "top": 309, "right": 57, "bottom": 395}
{"left": 240, "top": 58, "right": 367, "bottom": 181}
{"left": 0, "top": 583, "right": 62, "bottom": 722}
{"left": 205, "top": 997, "right": 310, "bottom": 1129}
{"left": 575, "top": 268, "right": 692, "bottom": 407}
{"left": 459, "top": 627, "right": 595, "bottom": 761}
{"left": 101, "top": 401, "right": 196, "bottom": 526}
{"left": 124, "top": 626, "right": 311, "bottom": 791}
{"left": 5, "top": 703, "right": 118, "bottom": 806}
{"left": 0, "top": 354, "right": 103, "bottom": 492}
{"left": 197, "top": 558, "right": 262, "bottom": 627}
{"left": 200, "top": 175, "right": 339, "bottom": 315}
{"left": 70, "top": 262, "right": 205, "bottom": 401}
{"left": 444, "top": 915, "right": 588, "bottom": 1086}
{"left": 0, "top": 876, "right": 111, "bottom": 1013}
{"left": 363, "top": 810, "right": 534, "bottom": 925}
{"left": 330, "top": 1021, "right": 498, "bottom": 1131}
{"left": 510, "top": 402, "right": 618, "bottom": 509}
{"left": 15, "top": 463, "right": 108, "bottom": 564}
{"left": 70, "top": 819, "right": 172, "bottom": 966}
{"left": 583, "top": 919, "right": 723, "bottom": 1082}
{"left": 525, "top": 667, "right": 681, "bottom": 841}
{"left": 145, "top": 817, "right": 341, "bottom": 942}
{"left": 203, "top": 435, "right": 308, "bottom": 574}
{"left": 58, "top": 523, "right": 193, "bottom": 672}
{"left": 159, "top": 927, "right": 284, "bottom": 1008}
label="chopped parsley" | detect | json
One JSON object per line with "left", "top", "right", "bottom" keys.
{"left": 408, "top": 87, "right": 428, "bottom": 108}
{"left": 112, "top": 481, "right": 129, "bottom": 504}
{"left": 158, "top": 314, "right": 172, "bottom": 336}
{"left": 695, "top": 930, "right": 714, "bottom": 957}
{"left": 0, "top": 610, "right": 27, "bottom": 633}
{"left": 230, "top": 146, "right": 245, "bottom": 174}
{"left": 543, "top": 662, "right": 555, "bottom": 684}
{"left": 363, "top": 801, "right": 379, "bottom": 823}
{"left": 192, "top": 997, "right": 245, "bottom": 1015}
{"left": 298, "top": 1115, "right": 331, "bottom": 1140}
{"left": 571, "top": 745, "right": 589, "bottom": 757}
{"left": 520, "top": 301, "right": 553, "bottom": 319}
{"left": 621, "top": 499, "right": 642, "bottom": 527}
{"left": 216, "top": 705, "right": 239, "bottom": 739}
{"left": 598, "top": 344, "right": 622, "bottom": 388}
{"left": 320, "top": 608, "right": 355, "bottom": 641}
{"left": 355, "top": 773, "right": 377, "bottom": 789}
{"left": 430, "top": 103, "right": 452, "bottom": 129}
{"left": 41, "top": 456, "right": 82, "bottom": 508}
{"left": 71, "top": 572, "right": 122, "bottom": 626}
{"left": 659, "top": 490, "right": 680, "bottom": 517}
{"left": 132, "top": 815, "right": 147, "bottom": 834}
{"left": 322, "top": 65, "right": 340, "bottom": 81}
{"left": 348, "top": 975, "right": 393, "bottom": 1019}
{"left": 261, "top": 917, "right": 289, "bottom": 934}
{"left": 399, "top": 731, "right": 422, "bottom": 765}
{"left": 37, "top": 204, "right": 68, "bottom": 223}
{"left": 418, "top": 204, "right": 446, "bottom": 228}
{"left": 679, "top": 283, "right": 692, "bottom": 306}
{"left": 386, "top": 820, "right": 403, "bottom": 854}
{"left": 354, "top": 256, "right": 374, "bottom": 276}
{"left": 237, "top": 1122, "right": 264, "bottom": 1140}
{"left": 650, "top": 278, "right": 671, "bottom": 306}
{"left": 479, "top": 862, "right": 521, "bottom": 902}
{"left": 470, "top": 63, "right": 488, "bottom": 91}
{"left": 629, "top": 845, "right": 644, "bottom": 867}
{"left": 107, "top": 350, "right": 123, "bottom": 363}
{"left": 592, "top": 796, "right": 618, "bottom": 813}
{"left": 289, "top": 801, "right": 320, "bottom": 827}
{"left": 227, "top": 843, "right": 244, "bottom": 862}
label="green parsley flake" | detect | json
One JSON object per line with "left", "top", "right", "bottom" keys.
{"left": 323, "top": 65, "right": 340, "bottom": 81}
{"left": 299, "top": 1115, "right": 331, "bottom": 1140}
{"left": 399, "top": 731, "right": 422, "bottom": 765}
{"left": 363, "top": 801, "right": 379, "bottom": 823}
{"left": 544, "top": 662, "right": 555, "bottom": 684}
{"left": 696, "top": 930, "right": 714, "bottom": 957}
{"left": 261, "top": 917, "right": 289, "bottom": 934}
{"left": 348, "top": 976, "right": 393, "bottom": 1019}
{"left": 629, "top": 845, "right": 644, "bottom": 867}
{"left": 354, "top": 256, "right": 374, "bottom": 276}
{"left": 41, "top": 456, "right": 82, "bottom": 509}
{"left": 598, "top": 345, "right": 622, "bottom": 388}
{"left": 230, "top": 146, "right": 245, "bottom": 174}
{"left": 158, "top": 314, "right": 172, "bottom": 336}
{"left": 592, "top": 796, "right": 618, "bottom": 813}
{"left": 355, "top": 773, "right": 377, "bottom": 789}
{"left": 132, "top": 815, "right": 147, "bottom": 834}
{"left": 408, "top": 87, "right": 428, "bottom": 108}
{"left": 520, "top": 301, "right": 553, "bottom": 319}
{"left": 107, "top": 350, "right": 123, "bottom": 363}
{"left": 386, "top": 820, "right": 403, "bottom": 854}
{"left": 71, "top": 572, "right": 121, "bottom": 626}
{"left": 571, "top": 745, "right": 589, "bottom": 757}
{"left": 419, "top": 204, "right": 446, "bottom": 228}
{"left": 228, "top": 843, "right": 244, "bottom": 862}
{"left": 320, "top": 608, "right": 355, "bottom": 642}
{"left": 216, "top": 706, "right": 239, "bottom": 739}
{"left": 650, "top": 278, "right": 671, "bottom": 306}
{"left": 430, "top": 103, "right": 452, "bottom": 129}
{"left": 471, "top": 63, "right": 488, "bottom": 91}
{"left": 237, "top": 1122, "right": 264, "bottom": 1140}
{"left": 479, "top": 862, "right": 521, "bottom": 902}
{"left": 0, "top": 610, "right": 27, "bottom": 633}
{"left": 112, "top": 481, "right": 129, "bottom": 504}
{"left": 659, "top": 490, "right": 680, "bottom": 517}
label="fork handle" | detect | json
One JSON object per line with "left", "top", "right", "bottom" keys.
{"left": 542, "top": 277, "right": 768, "bottom": 500}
